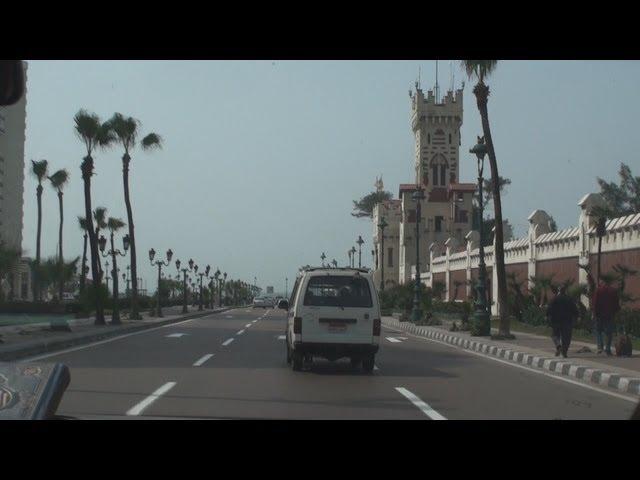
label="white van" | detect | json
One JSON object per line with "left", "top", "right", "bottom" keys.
{"left": 278, "top": 267, "right": 381, "bottom": 372}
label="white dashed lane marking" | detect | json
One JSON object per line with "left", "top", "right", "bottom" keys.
{"left": 245, "top": 323, "right": 252, "bottom": 328}
{"left": 193, "top": 354, "right": 214, "bottom": 367}
{"left": 165, "top": 333, "right": 188, "bottom": 338}
{"left": 395, "top": 387, "right": 446, "bottom": 420}
{"left": 237, "top": 329, "right": 245, "bottom": 335}
{"left": 277, "top": 335, "right": 286, "bottom": 340}
{"left": 126, "top": 382, "right": 176, "bottom": 416}
{"left": 222, "top": 338, "right": 234, "bottom": 346}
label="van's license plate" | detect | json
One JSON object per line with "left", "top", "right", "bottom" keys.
{"left": 328, "top": 323, "right": 346, "bottom": 332}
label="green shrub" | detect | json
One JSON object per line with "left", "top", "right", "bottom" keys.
{"left": 617, "top": 309, "right": 640, "bottom": 338}
{"left": 522, "top": 304, "right": 547, "bottom": 326}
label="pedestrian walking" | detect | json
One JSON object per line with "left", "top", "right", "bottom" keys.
{"left": 592, "top": 281, "right": 621, "bottom": 356}
{"left": 546, "top": 285, "right": 578, "bottom": 358}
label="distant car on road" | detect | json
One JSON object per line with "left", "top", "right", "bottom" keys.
{"left": 279, "top": 267, "right": 380, "bottom": 373}
{"left": 253, "top": 297, "right": 271, "bottom": 309}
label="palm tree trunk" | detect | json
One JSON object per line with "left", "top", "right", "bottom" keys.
{"left": 473, "top": 81, "right": 510, "bottom": 336}
{"left": 58, "top": 190, "right": 64, "bottom": 301}
{"left": 35, "top": 184, "right": 43, "bottom": 301}
{"left": 122, "top": 154, "right": 140, "bottom": 319}
{"left": 597, "top": 235, "right": 603, "bottom": 284}
{"left": 80, "top": 232, "right": 87, "bottom": 294}
{"left": 81, "top": 156, "right": 105, "bottom": 325}
{"left": 110, "top": 232, "right": 121, "bottom": 325}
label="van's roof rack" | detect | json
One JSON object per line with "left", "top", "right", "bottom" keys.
{"left": 298, "top": 266, "right": 371, "bottom": 273}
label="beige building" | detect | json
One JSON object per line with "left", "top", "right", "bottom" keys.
{"left": 372, "top": 83, "right": 476, "bottom": 288}
{"left": 0, "top": 62, "right": 31, "bottom": 300}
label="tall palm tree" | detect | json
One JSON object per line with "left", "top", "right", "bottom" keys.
{"left": 48, "top": 169, "right": 69, "bottom": 301}
{"left": 74, "top": 109, "right": 114, "bottom": 325}
{"left": 106, "top": 217, "right": 126, "bottom": 325}
{"left": 461, "top": 60, "right": 511, "bottom": 337}
{"left": 30, "top": 159, "right": 48, "bottom": 301}
{"left": 93, "top": 206, "right": 108, "bottom": 280}
{"left": 106, "top": 113, "right": 163, "bottom": 320}
{"left": 77, "top": 216, "right": 89, "bottom": 295}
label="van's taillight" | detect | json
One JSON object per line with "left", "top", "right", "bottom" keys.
{"left": 294, "top": 317, "right": 302, "bottom": 334}
{"left": 373, "top": 318, "right": 381, "bottom": 336}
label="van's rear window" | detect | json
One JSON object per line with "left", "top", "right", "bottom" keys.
{"left": 303, "top": 276, "right": 372, "bottom": 308}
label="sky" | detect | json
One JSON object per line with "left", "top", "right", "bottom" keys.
{"left": 20, "top": 60, "right": 640, "bottom": 294}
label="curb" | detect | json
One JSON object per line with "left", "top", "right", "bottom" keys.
{"left": 383, "top": 318, "right": 640, "bottom": 397}
{"left": 0, "top": 307, "right": 235, "bottom": 362}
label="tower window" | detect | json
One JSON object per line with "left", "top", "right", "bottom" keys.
{"left": 449, "top": 134, "right": 452, "bottom": 144}
{"left": 388, "top": 248, "right": 393, "bottom": 268}
{"left": 440, "top": 164, "right": 446, "bottom": 186}
{"left": 427, "top": 134, "right": 431, "bottom": 144}
{"left": 435, "top": 216, "right": 443, "bottom": 232}
{"left": 432, "top": 165, "right": 438, "bottom": 186}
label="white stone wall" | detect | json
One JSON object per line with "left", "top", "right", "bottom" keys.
{"left": 421, "top": 193, "right": 640, "bottom": 315}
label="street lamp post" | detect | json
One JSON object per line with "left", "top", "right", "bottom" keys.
{"left": 410, "top": 186, "right": 426, "bottom": 323}
{"left": 99, "top": 233, "right": 130, "bottom": 325}
{"left": 175, "top": 258, "right": 193, "bottom": 314}
{"left": 350, "top": 246, "right": 357, "bottom": 268}
{"left": 377, "top": 217, "right": 388, "bottom": 291}
{"left": 356, "top": 236, "right": 364, "bottom": 268}
{"left": 149, "top": 247, "right": 173, "bottom": 318}
{"left": 195, "top": 264, "right": 210, "bottom": 311}
{"left": 222, "top": 272, "right": 227, "bottom": 306}
{"left": 105, "top": 260, "right": 110, "bottom": 293}
{"left": 470, "top": 137, "right": 491, "bottom": 336}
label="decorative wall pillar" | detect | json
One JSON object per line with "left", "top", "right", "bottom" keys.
{"left": 577, "top": 193, "right": 606, "bottom": 306}
{"left": 444, "top": 237, "right": 459, "bottom": 302}
{"left": 527, "top": 209, "right": 552, "bottom": 291}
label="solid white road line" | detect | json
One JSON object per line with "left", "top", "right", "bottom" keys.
{"left": 126, "top": 382, "right": 176, "bottom": 416}
{"left": 165, "top": 333, "right": 187, "bottom": 338}
{"left": 222, "top": 338, "right": 234, "bottom": 346}
{"left": 400, "top": 329, "right": 639, "bottom": 404}
{"left": 395, "top": 387, "right": 447, "bottom": 420}
{"left": 237, "top": 329, "right": 245, "bottom": 335}
{"left": 193, "top": 354, "right": 214, "bottom": 367}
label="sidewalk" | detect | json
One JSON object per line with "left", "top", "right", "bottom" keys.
{"left": 383, "top": 316, "right": 640, "bottom": 396}
{"left": 0, "top": 306, "right": 235, "bottom": 361}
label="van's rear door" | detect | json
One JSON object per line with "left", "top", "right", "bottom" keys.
{"left": 299, "top": 274, "right": 374, "bottom": 344}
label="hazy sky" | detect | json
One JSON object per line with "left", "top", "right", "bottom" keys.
{"left": 21, "top": 60, "right": 640, "bottom": 293}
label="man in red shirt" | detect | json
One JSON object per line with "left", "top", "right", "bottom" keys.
{"left": 592, "top": 281, "right": 621, "bottom": 355}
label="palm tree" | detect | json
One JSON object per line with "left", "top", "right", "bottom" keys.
{"left": 106, "top": 113, "right": 163, "bottom": 320}
{"left": 48, "top": 169, "right": 69, "bottom": 301}
{"left": 77, "top": 216, "right": 89, "bottom": 295}
{"left": 74, "top": 109, "right": 115, "bottom": 325}
{"left": 461, "top": 60, "right": 511, "bottom": 336}
{"left": 30, "top": 159, "right": 48, "bottom": 301}
{"left": 93, "top": 206, "right": 108, "bottom": 280}
{"left": 106, "top": 217, "right": 126, "bottom": 325}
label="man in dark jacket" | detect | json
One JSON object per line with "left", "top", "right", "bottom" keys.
{"left": 546, "top": 285, "right": 579, "bottom": 358}
{"left": 593, "top": 281, "right": 621, "bottom": 355}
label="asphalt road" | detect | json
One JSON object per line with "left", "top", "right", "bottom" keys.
{"left": 22, "top": 307, "right": 639, "bottom": 419}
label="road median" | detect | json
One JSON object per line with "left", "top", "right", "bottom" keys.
{"left": 0, "top": 307, "right": 236, "bottom": 362}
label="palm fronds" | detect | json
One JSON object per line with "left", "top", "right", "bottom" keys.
{"left": 93, "top": 207, "right": 108, "bottom": 230}
{"left": 74, "top": 110, "right": 102, "bottom": 154}
{"left": 107, "top": 217, "right": 126, "bottom": 232}
{"left": 460, "top": 60, "right": 498, "bottom": 83}
{"left": 31, "top": 159, "right": 49, "bottom": 182}
{"left": 48, "top": 169, "right": 69, "bottom": 191}
{"left": 78, "top": 215, "right": 90, "bottom": 231}
{"left": 141, "top": 132, "right": 163, "bottom": 150}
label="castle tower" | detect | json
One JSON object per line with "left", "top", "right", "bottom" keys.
{"left": 410, "top": 85, "right": 463, "bottom": 192}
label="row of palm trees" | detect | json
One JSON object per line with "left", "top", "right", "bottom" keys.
{"left": 28, "top": 110, "right": 162, "bottom": 325}
{"left": 30, "top": 159, "right": 70, "bottom": 302}
{"left": 74, "top": 110, "right": 162, "bottom": 326}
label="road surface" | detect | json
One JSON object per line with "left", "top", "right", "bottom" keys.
{"left": 22, "top": 307, "right": 638, "bottom": 419}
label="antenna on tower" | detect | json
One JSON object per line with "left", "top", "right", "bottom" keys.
{"left": 450, "top": 61, "right": 454, "bottom": 92}
{"left": 418, "top": 66, "right": 421, "bottom": 89}
{"left": 435, "top": 60, "right": 439, "bottom": 103}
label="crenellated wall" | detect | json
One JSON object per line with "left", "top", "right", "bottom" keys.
{"left": 421, "top": 193, "right": 640, "bottom": 314}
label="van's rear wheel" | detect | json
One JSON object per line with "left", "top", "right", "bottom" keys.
{"left": 362, "top": 354, "right": 375, "bottom": 373}
{"left": 292, "top": 351, "right": 303, "bottom": 371}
